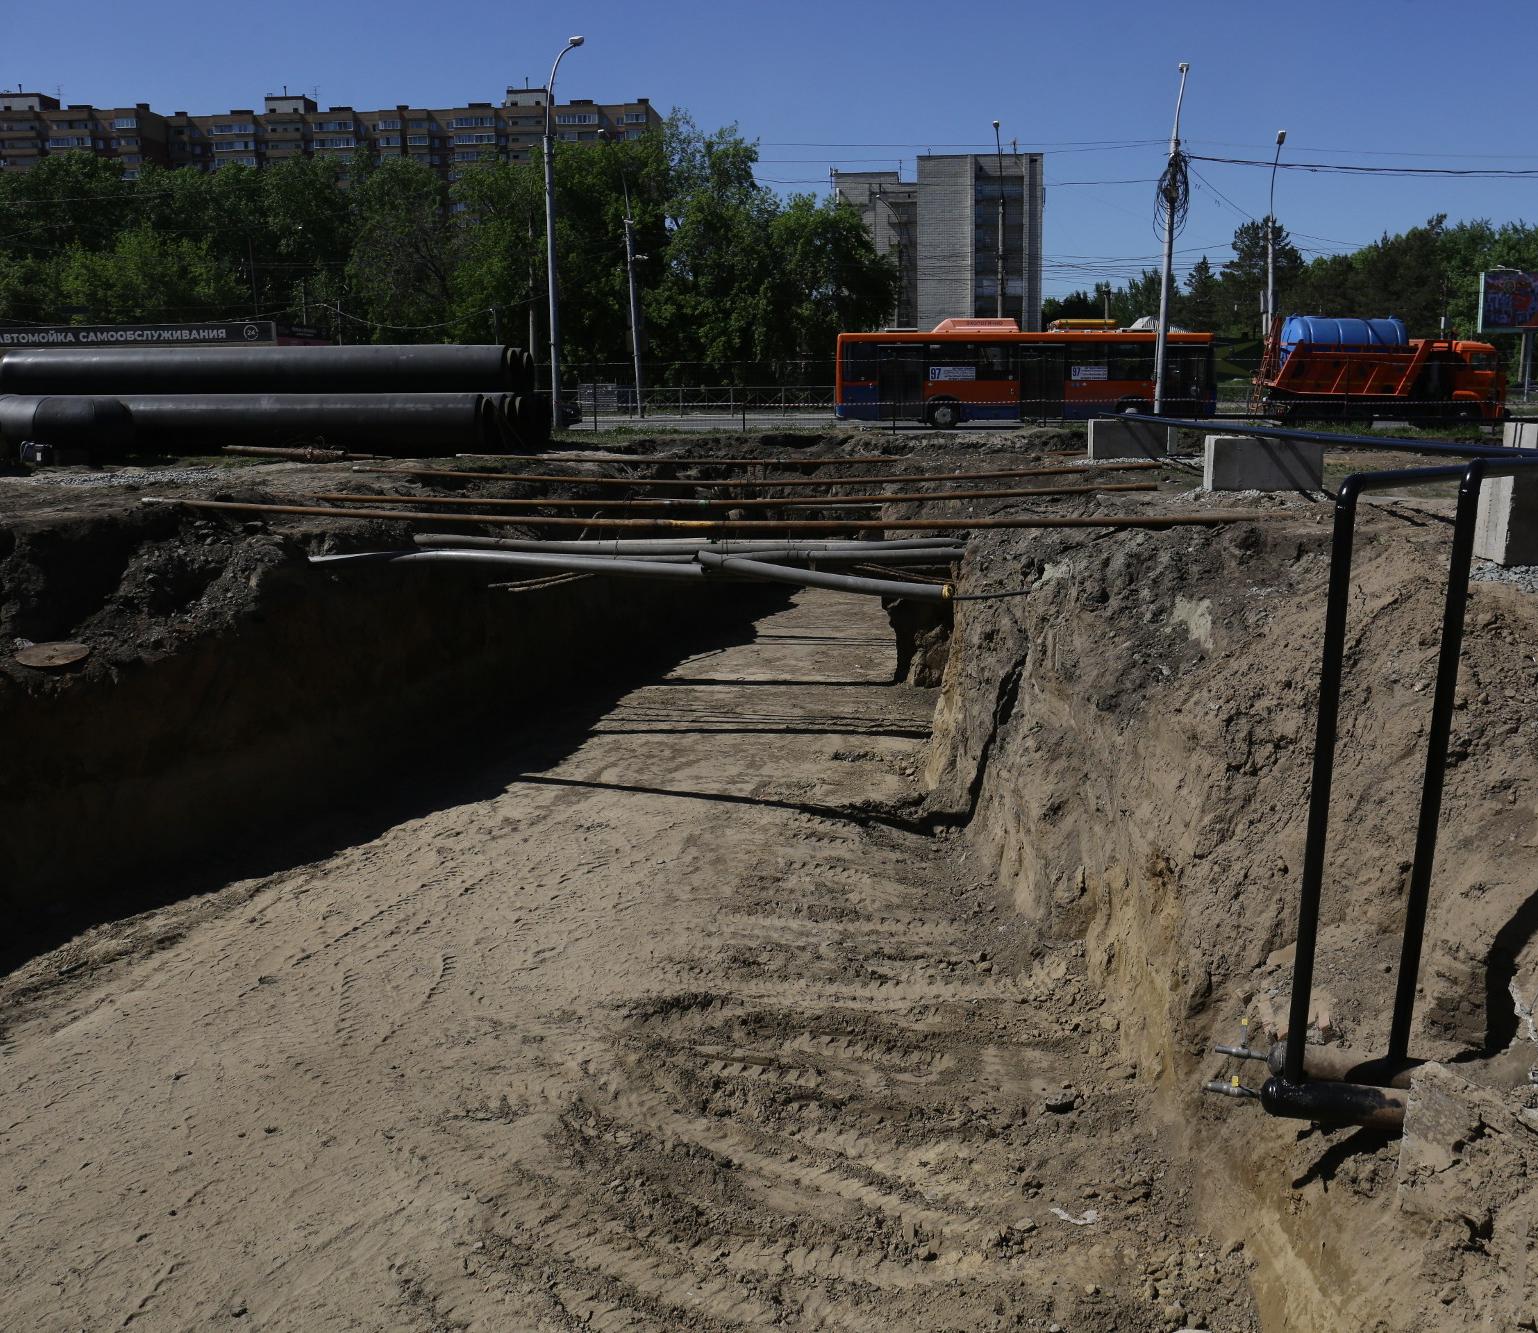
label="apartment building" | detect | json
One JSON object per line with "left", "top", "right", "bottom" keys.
{"left": 835, "top": 152, "right": 1045, "bottom": 332}
{"left": 0, "top": 88, "right": 661, "bottom": 182}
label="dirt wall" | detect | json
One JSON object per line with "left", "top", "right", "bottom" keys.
{"left": 1, "top": 505, "right": 770, "bottom": 940}
{"left": 923, "top": 501, "right": 1538, "bottom": 1329}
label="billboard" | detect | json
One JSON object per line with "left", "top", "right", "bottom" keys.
{"left": 1478, "top": 271, "right": 1538, "bottom": 333}
{"left": 0, "top": 320, "right": 276, "bottom": 348}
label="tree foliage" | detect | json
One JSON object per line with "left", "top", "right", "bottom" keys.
{"left": 0, "top": 114, "right": 896, "bottom": 385}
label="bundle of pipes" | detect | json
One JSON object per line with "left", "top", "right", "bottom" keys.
{"left": 0, "top": 344, "right": 551, "bottom": 458}
{"left": 309, "top": 545, "right": 962, "bottom": 604}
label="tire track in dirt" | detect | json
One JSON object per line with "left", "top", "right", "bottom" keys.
{"left": 1, "top": 588, "right": 1258, "bottom": 1331}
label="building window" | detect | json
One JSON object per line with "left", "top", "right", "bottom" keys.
{"left": 214, "top": 139, "right": 257, "bottom": 151}
{"left": 556, "top": 112, "right": 599, "bottom": 126}
{"left": 623, "top": 111, "right": 647, "bottom": 124}
{"left": 448, "top": 115, "right": 494, "bottom": 128}
{"left": 407, "top": 134, "right": 429, "bottom": 146}
{"left": 113, "top": 136, "right": 139, "bottom": 148}
{"left": 454, "top": 150, "right": 486, "bottom": 162}
{"left": 375, "top": 118, "right": 401, "bottom": 130}
{"left": 113, "top": 116, "right": 138, "bottom": 129}
{"left": 212, "top": 122, "right": 256, "bottom": 135}
{"left": 377, "top": 135, "right": 400, "bottom": 147}
{"left": 453, "top": 132, "right": 495, "bottom": 145}
{"left": 409, "top": 118, "right": 430, "bottom": 129}
{"left": 122, "top": 168, "right": 139, "bottom": 180}
{"left": 314, "top": 137, "right": 355, "bottom": 149}
{"left": 319, "top": 119, "right": 353, "bottom": 132}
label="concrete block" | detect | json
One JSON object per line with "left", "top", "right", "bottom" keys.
{"left": 1503, "top": 420, "right": 1538, "bottom": 450}
{"left": 1474, "top": 470, "right": 1538, "bottom": 567}
{"left": 1202, "top": 435, "right": 1324, "bottom": 492}
{"left": 1086, "top": 418, "right": 1176, "bottom": 460}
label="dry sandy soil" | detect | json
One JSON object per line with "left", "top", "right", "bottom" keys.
{"left": 1, "top": 584, "right": 1256, "bottom": 1332}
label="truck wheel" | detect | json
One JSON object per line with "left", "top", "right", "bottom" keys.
{"left": 926, "top": 399, "right": 961, "bottom": 429}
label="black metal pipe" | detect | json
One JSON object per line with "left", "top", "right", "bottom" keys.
{"left": 1112, "top": 411, "right": 1538, "bottom": 462}
{"left": 1259, "top": 1076, "right": 1406, "bottom": 1131}
{"left": 412, "top": 534, "right": 965, "bottom": 555}
{"left": 1283, "top": 465, "right": 1469, "bottom": 1083}
{"left": 0, "top": 343, "right": 533, "bottom": 394}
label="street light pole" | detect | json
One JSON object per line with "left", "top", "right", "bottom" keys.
{"left": 542, "top": 34, "right": 585, "bottom": 431}
{"left": 992, "top": 120, "right": 1005, "bottom": 320}
{"left": 1153, "top": 61, "right": 1190, "bottom": 416}
{"left": 1266, "top": 129, "right": 1286, "bottom": 339}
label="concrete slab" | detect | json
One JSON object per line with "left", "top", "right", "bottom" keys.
{"left": 1086, "top": 418, "right": 1176, "bottom": 460}
{"left": 1203, "top": 435, "right": 1324, "bottom": 492}
{"left": 1474, "top": 469, "right": 1538, "bottom": 567}
{"left": 1503, "top": 421, "right": 1538, "bottom": 450}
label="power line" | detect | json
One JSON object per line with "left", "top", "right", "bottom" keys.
{"left": 1189, "top": 153, "right": 1538, "bottom": 179}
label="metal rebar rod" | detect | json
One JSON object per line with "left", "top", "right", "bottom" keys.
{"left": 695, "top": 550, "right": 950, "bottom": 603}
{"left": 143, "top": 496, "right": 1268, "bottom": 532}
{"left": 454, "top": 452, "right": 929, "bottom": 466}
{"left": 222, "top": 445, "right": 389, "bottom": 462}
{"left": 308, "top": 481, "right": 1156, "bottom": 511}
{"left": 354, "top": 462, "right": 1161, "bottom": 489}
{"left": 412, "top": 534, "right": 965, "bottom": 554}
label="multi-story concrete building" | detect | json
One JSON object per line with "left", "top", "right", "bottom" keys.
{"left": 0, "top": 88, "right": 661, "bottom": 183}
{"left": 835, "top": 152, "right": 1044, "bottom": 332}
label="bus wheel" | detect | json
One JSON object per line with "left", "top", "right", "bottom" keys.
{"left": 1116, "top": 398, "right": 1150, "bottom": 415}
{"left": 926, "top": 399, "right": 961, "bottom": 429}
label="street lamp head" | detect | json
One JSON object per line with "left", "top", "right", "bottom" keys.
{"left": 1275, "top": 129, "right": 1287, "bottom": 146}
{"left": 991, "top": 119, "right": 1000, "bottom": 130}
{"left": 569, "top": 35, "right": 585, "bottom": 46}
{"left": 1178, "top": 61, "right": 1189, "bottom": 73}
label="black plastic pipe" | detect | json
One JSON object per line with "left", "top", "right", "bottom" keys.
{"left": 0, "top": 343, "right": 533, "bottom": 394}
{"left": 116, "top": 393, "right": 505, "bottom": 454}
{"left": 412, "top": 534, "right": 964, "bottom": 555}
{"left": 0, "top": 394, "right": 135, "bottom": 453}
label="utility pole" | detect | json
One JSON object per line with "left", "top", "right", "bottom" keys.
{"left": 1153, "top": 62, "right": 1190, "bottom": 416}
{"left": 542, "top": 35, "right": 585, "bottom": 431}
{"left": 1265, "top": 129, "right": 1286, "bottom": 338}
{"left": 992, "top": 120, "right": 1005, "bottom": 320}
{"left": 623, "top": 212, "right": 644, "bottom": 417}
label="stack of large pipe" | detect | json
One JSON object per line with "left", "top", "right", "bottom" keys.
{"left": 0, "top": 343, "right": 547, "bottom": 459}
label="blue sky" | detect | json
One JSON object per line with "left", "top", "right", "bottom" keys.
{"left": 12, "top": 0, "right": 1537, "bottom": 299}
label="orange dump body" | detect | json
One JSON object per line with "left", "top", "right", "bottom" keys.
{"left": 1262, "top": 335, "right": 1505, "bottom": 422}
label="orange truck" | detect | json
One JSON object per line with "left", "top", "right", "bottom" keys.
{"left": 1255, "top": 315, "right": 1505, "bottom": 423}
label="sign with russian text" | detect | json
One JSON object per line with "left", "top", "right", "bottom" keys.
{"left": 1071, "top": 364, "right": 1108, "bottom": 380}
{"left": 0, "top": 321, "right": 277, "bottom": 347}
{"left": 929, "top": 365, "right": 976, "bottom": 381}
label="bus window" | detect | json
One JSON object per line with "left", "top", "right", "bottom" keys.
{"left": 928, "top": 342, "right": 979, "bottom": 384}
{"left": 843, "top": 344, "right": 877, "bottom": 382}
{"left": 1108, "top": 343, "right": 1154, "bottom": 381}
{"left": 978, "top": 344, "right": 1013, "bottom": 380}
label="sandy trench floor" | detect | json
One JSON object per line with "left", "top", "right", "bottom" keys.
{"left": 2, "top": 589, "right": 1256, "bottom": 1332}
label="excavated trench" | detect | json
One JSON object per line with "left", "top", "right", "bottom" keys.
{"left": 0, "top": 500, "right": 781, "bottom": 965}
{"left": 6, "top": 446, "right": 1538, "bottom": 1329}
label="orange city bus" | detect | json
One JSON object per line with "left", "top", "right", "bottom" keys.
{"left": 834, "top": 318, "right": 1216, "bottom": 427}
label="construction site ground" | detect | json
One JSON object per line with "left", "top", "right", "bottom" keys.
{"left": 4, "top": 427, "right": 1538, "bottom": 1331}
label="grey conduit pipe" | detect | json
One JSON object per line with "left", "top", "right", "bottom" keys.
{"left": 310, "top": 548, "right": 711, "bottom": 581}
{"left": 695, "top": 550, "right": 950, "bottom": 603}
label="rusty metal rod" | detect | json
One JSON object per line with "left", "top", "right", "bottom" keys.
{"left": 141, "top": 496, "right": 1268, "bottom": 532}
{"left": 454, "top": 452, "right": 929, "bottom": 466}
{"left": 353, "top": 461, "right": 1161, "bottom": 489}
{"left": 223, "top": 445, "right": 389, "bottom": 462}
{"left": 307, "top": 481, "right": 1156, "bottom": 510}
{"left": 413, "top": 534, "right": 964, "bottom": 553}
